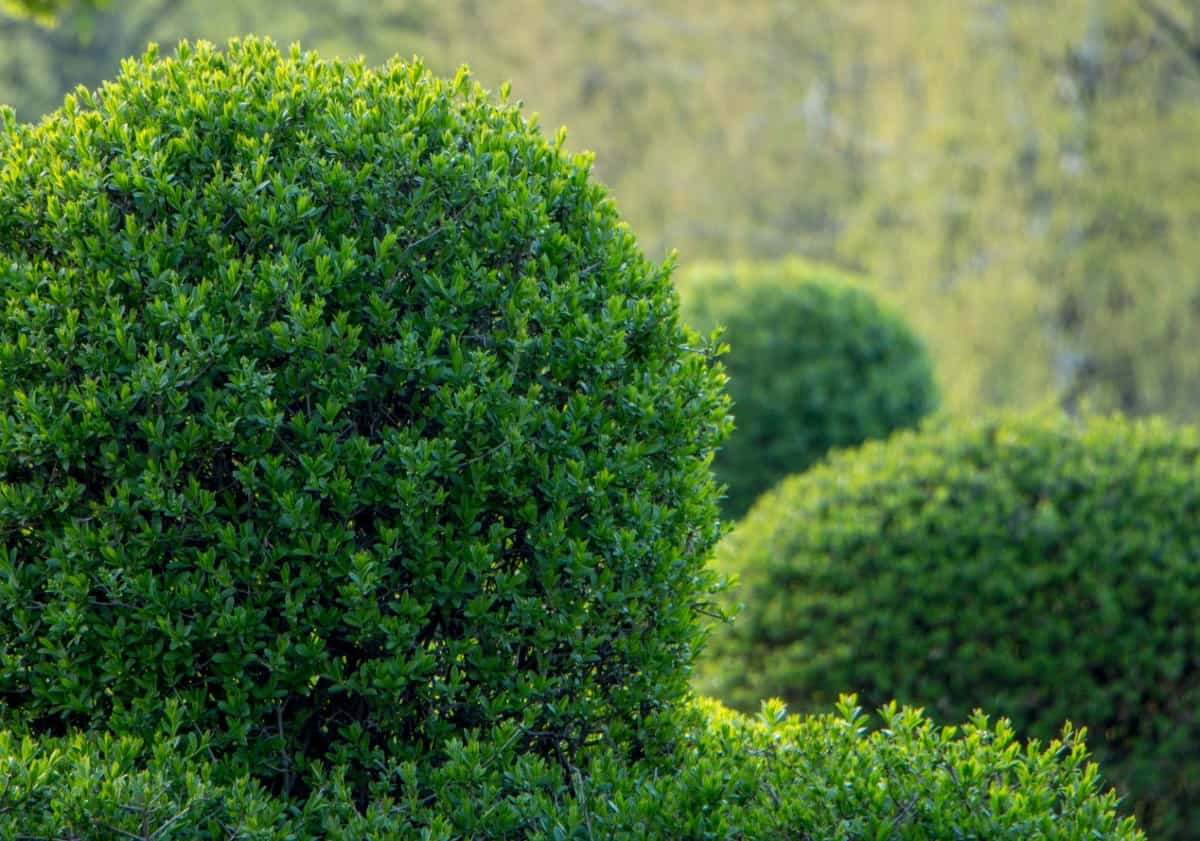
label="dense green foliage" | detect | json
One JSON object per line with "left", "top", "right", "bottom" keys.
{"left": 0, "top": 37, "right": 1150, "bottom": 839}
{"left": 0, "top": 722, "right": 291, "bottom": 839}
{"left": 700, "top": 412, "right": 1200, "bottom": 840}
{"left": 0, "top": 38, "right": 730, "bottom": 797}
{"left": 677, "top": 259, "right": 938, "bottom": 518}
{"left": 0, "top": 699, "right": 1143, "bottom": 840}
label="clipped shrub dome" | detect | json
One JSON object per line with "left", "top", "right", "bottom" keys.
{"left": 0, "top": 38, "right": 730, "bottom": 795}
{"left": 676, "top": 259, "right": 938, "bottom": 519}
{"left": 700, "top": 412, "right": 1200, "bottom": 840}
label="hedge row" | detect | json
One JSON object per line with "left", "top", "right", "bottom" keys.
{"left": 0, "top": 698, "right": 1141, "bottom": 840}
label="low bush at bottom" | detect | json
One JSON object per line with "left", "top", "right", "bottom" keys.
{"left": 0, "top": 697, "right": 1140, "bottom": 841}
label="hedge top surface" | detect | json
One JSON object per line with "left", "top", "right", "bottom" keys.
{"left": 700, "top": 411, "right": 1200, "bottom": 840}
{"left": 0, "top": 698, "right": 1145, "bottom": 840}
{"left": 0, "top": 37, "right": 730, "bottom": 796}
{"left": 676, "top": 258, "right": 938, "bottom": 518}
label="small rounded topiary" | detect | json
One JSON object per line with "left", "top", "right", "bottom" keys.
{"left": 0, "top": 38, "right": 729, "bottom": 796}
{"left": 699, "top": 412, "right": 1200, "bottom": 840}
{"left": 675, "top": 259, "right": 939, "bottom": 519}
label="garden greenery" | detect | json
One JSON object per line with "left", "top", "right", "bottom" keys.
{"left": 701, "top": 412, "right": 1199, "bottom": 840}
{"left": 0, "top": 698, "right": 1143, "bottom": 840}
{"left": 0, "top": 39, "right": 1145, "bottom": 839}
{"left": 0, "top": 36, "right": 729, "bottom": 795}
{"left": 676, "top": 259, "right": 938, "bottom": 518}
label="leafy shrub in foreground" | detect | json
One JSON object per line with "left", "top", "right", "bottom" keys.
{"left": 700, "top": 412, "right": 1200, "bottom": 840}
{"left": 0, "top": 726, "right": 289, "bottom": 840}
{"left": 0, "top": 699, "right": 1143, "bottom": 840}
{"left": 676, "top": 259, "right": 938, "bottom": 518}
{"left": 0, "top": 37, "right": 729, "bottom": 798}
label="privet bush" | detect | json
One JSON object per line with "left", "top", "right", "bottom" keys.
{"left": 676, "top": 259, "right": 938, "bottom": 518}
{"left": 0, "top": 37, "right": 730, "bottom": 796}
{"left": 0, "top": 699, "right": 1143, "bottom": 840}
{"left": 701, "top": 412, "right": 1200, "bottom": 840}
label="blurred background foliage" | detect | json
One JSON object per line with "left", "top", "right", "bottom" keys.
{"left": 3, "top": 0, "right": 1199, "bottom": 420}
{"left": 676, "top": 259, "right": 940, "bottom": 519}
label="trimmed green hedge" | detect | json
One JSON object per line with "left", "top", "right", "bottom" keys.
{"left": 0, "top": 699, "right": 1142, "bottom": 840}
{"left": 0, "top": 37, "right": 728, "bottom": 797}
{"left": 676, "top": 259, "right": 938, "bottom": 519}
{"left": 700, "top": 412, "right": 1200, "bottom": 840}
{"left": 0, "top": 726, "right": 290, "bottom": 840}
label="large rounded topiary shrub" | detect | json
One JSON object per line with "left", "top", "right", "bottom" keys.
{"left": 0, "top": 38, "right": 730, "bottom": 796}
{"left": 700, "top": 412, "right": 1200, "bottom": 840}
{"left": 676, "top": 259, "right": 938, "bottom": 519}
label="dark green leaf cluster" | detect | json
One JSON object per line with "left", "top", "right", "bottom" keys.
{"left": 0, "top": 698, "right": 1143, "bottom": 840}
{"left": 0, "top": 37, "right": 729, "bottom": 797}
{"left": 701, "top": 411, "right": 1200, "bottom": 840}
{"left": 676, "top": 259, "right": 939, "bottom": 519}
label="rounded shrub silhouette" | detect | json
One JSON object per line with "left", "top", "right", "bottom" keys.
{"left": 700, "top": 412, "right": 1200, "bottom": 840}
{"left": 675, "top": 259, "right": 938, "bottom": 519}
{"left": 0, "top": 38, "right": 730, "bottom": 796}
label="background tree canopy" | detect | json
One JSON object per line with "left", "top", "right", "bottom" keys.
{"left": 2, "top": 0, "right": 1198, "bottom": 418}
{"left": 2, "top": 0, "right": 105, "bottom": 26}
